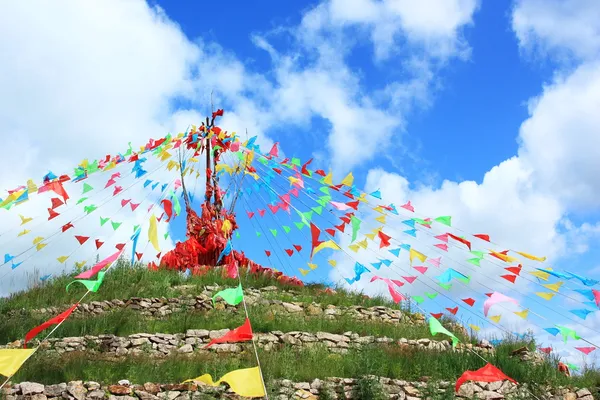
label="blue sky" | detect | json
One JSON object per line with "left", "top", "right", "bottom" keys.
{"left": 2, "top": 0, "right": 600, "bottom": 368}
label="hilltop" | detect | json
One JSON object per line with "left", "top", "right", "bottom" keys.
{"left": 1, "top": 262, "right": 599, "bottom": 399}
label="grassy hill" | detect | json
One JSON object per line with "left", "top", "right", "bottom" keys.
{"left": 1, "top": 261, "right": 599, "bottom": 399}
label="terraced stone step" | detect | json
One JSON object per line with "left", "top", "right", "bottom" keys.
{"left": 1, "top": 330, "right": 494, "bottom": 357}
{"left": 2, "top": 378, "right": 593, "bottom": 400}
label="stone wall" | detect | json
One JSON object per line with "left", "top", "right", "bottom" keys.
{"left": 9, "top": 285, "right": 467, "bottom": 337}
{"left": 1, "top": 330, "right": 494, "bottom": 357}
{"left": 2, "top": 379, "right": 594, "bottom": 400}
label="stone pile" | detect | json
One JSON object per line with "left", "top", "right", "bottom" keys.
{"left": 2, "top": 379, "right": 594, "bottom": 400}
{"left": 1, "top": 330, "right": 494, "bottom": 356}
{"left": 9, "top": 286, "right": 467, "bottom": 337}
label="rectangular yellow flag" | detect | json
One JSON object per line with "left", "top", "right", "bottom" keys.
{"left": 185, "top": 367, "right": 265, "bottom": 397}
{"left": 0, "top": 349, "right": 35, "bottom": 377}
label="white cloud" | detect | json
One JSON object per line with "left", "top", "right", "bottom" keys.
{"left": 512, "top": 0, "right": 600, "bottom": 62}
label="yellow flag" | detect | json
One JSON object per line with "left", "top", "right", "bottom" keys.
{"left": 348, "top": 244, "right": 360, "bottom": 253}
{"left": 185, "top": 367, "right": 265, "bottom": 397}
{"left": 36, "top": 243, "right": 47, "bottom": 251}
{"left": 468, "top": 324, "right": 481, "bottom": 332}
{"left": 222, "top": 219, "right": 232, "bottom": 234}
{"left": 160, "top": 151, "right": 172, "bottom": 162}
{"left": 514, "top": 309, "right": 529, "bottom": 319}
{"left": 489, "top": 315, "right": 502, "bottom": 323}
{"left": 529, "top": 270, "right": 549, "bottom": 281}
{"left": 514, "top": 251, "right": 546, "bottom": 262}
{"left": 357, "top": 239, "right": 368, "bottom": 249}
{"left": 307, "top": 263, "right": 318, "bottom": 270}
{"left": 490, "top": 250, "right": 518, "bottom": 263}
{"left": 536, "top": 292, "right": 555, "bottom": 300}
{"left": 148, "top": 215, "right": 160, "bottom": 252}
{"left": 57, "top": 256, "right": 69, "bottom": 264}
{"left": 365, "top": 232, "right": 377, "bottom": 240}
{"left": 373, "top": 206, "right": 386, "bottom": 214}
{"left": 167, "top": 160, "right": 178, "bottom": 171}
{"left": 0, "top": 349, "right": 35, "bottom": 377}
{"left": 19, "top": 215, "right": 33, "bottom": 225}
{"left": 328, "top": 259, "right": 337, "bottom": 267}
{"left": 375, "top": 215, "right": 386, "bottom": 224}
{"left": 358, "top": 193, "right": 368, "bottom": 203}
{"left": 313, "top": 240, "right": 341, "bottom": 257}
{"left": 323, "top": 171, "right": 333, "bottom": 186}
{"left": 18, "top": 229, "right": 30, "bottom": 237}
{"left": 103, "top": 161, "right": 116, "bottom": 171}
{"left": 299, "top": 268, "right": 310, "bottom": 276}
{"left": 409, "top": 248, "right": 427, "bottom": 264}
{"left": 340, "top": 172, "right": 354, "bottom": 187}
{"left": 75, "top": 261, "right": 86, "bottom": 270}
{"left": 542, "top": 281, "right": 563, "bottom": 292}
{"left": 26, "top": 179, "right": 38, "bottom": 194}
{"left": 0, "top": 191, "right": 23, "bottom": 208}
{"left": 32, "top": 236, "right": 44, "bottom": 245}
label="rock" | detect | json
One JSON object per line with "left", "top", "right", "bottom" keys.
{"left": 157, "top": 391, "right": 180, "bottom": 400}
{"left": 107, "top": 385, "right": 131, "bottom": 395}
{"left": 458, "top": 382, "right": 481, "bottom": 398}
{"left": 67, "top": 382, "right": 87, "bottom": 400}
{"left": 177, "top": 344, "right": 193, "bottom": 354}
{"left": 316, "top": 332, "right": 348, "bottom": 343}
{"left": 576, "top": 389, "right": 592, "bottom": 397}
{"left": 579, "top": 396, "right": 593, "bottom": 400}
{"left": 282, "top": 302, "right": 303, "bottom": 313}
{"left": 478, "top": 390, "right": 504, "bottom": 399}
{"left": 85, "top": 382, "right": 101, "bottom": 391}
{"left": 306, "top": 304, "right": 323, "bottom": 315}
{"left": 162, "top": 384, "right": 196, "bottom": 392}
{"left": 404, "top": 386, "right": 420, "bottom": 397}
{"left": 20, "top": 382, "right": 45, "bottom": 395}
{"left": 142, "top": 384, "right": 160, "bottom": 395}
{"left": 487, "top": 381, "right": 502, "bottom": 392}
{"left": 208, "top": 329, "right": 229, "bottom": 339}
{"left": 45, "top": 383, "right": 67, "bottom": 397}
{"left": 136, "top": 391, "right": 159, "bottom": 400}
{"left": 563, "top": 393, "right": 576, "bottom": 400}
{"left": 86, "top": 390, "right": 105, "bottom": 400}
{"left": 30, "top": 394, "right": 47, "bottom": 400}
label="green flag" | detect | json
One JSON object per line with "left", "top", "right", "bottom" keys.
{"left": 236, "top": 232, "right": 240, "bottom": 239}
{"left": 311, "top": 206, "right": 323, "bottom": 215}
{"left": 100, "top": 217, "right": 109, "bottom": 226}
{"left": 291, "top": 158, "right": 301, "bottom": 167}
{"left": 413, "top": 296, "right": 424, "bottom": 304}
{"left": 164, "top": 232, "right": 169, "bottom": 240}
{"left": 66, "top": 271, "right": 106, "bottom": 293}
{"left": 283, "top": 226, "right": 291, "bottom": 234}
{"left": 76, "top": 197, "right": 88, "bottom": 205}
{"left": 172, "top": 193, "right": 181, "bottom": 216}
{"left": 556, "top": 325, "right": 580, "bottom": 343}
{"left": 256, "top": 231, "right": 261, "bottom": 237}
{"left": 434, "top": 216, "right": 452, "bottom": 227}
{"left": 82, "top": 183, "right": 94, "bottom": 194}
{"left": 429, "top": 317, "right": 459, "bottom": 348}
{"left": 319, "top": 186, "right": 330, "bottom": 195}
{"left": 350, "top": 215, "right": 361, "bottom": 243}
{"left": 213, "top": 284, "right": 244, "bottom": 306}
{"left": 467, "top": 257, "right": 481, "bottom": 267}
{"left": 111, "top": 221, "right": 122, "bottom": 231}
{"left": 470, "top": 250, "right": 485, "bottom": 259}
{"left": 84, "top": 205, "right": 97, "bottom": 214}
{"left": 425, "top": 292, "right": 438, "bottom": 299}
{"left": 133, "top": 225, "right": 140, "bottom": 233}
{"left": 439, "top": 283, "right": 452, "bottom": 291}
{"left": 270, "top": 229, "right": 277, "bottom": 237}
{"left": 294, "top": 222, "right": 305, "bottom": 230}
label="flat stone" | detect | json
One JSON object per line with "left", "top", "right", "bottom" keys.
{"left": 576, "top": 389, "right": 592, "bottom": 397}
{"left": 282, "top": 302, "right": 303, "bottom": 313}
{"left": 45, "top": 383, "right": 67, "bottom": 397}
{"left": 108, "top": 385, "right": 130, "bottom": 395}
{"left": 20, "top": 382, "right": 45, "bottom": 395}
{"left": 177, "top": 344, "right": 193, "bottom": 353}
{"left": 135, "top": 391, "right": 159, "bottom": 400}
{"left": 67, "top": 382, "right": 87, "bottom": 400}
{"left": 478, "top": 390, "right": 504, "bottom": 399}
{"left": 86, "top": 390, "right": 106, "bottom": 400}
{"left": 30, "top": 394, "right": 47, "bottom": 400}
{"left": 143, "top": 383, "right": 160, "bottom": 394}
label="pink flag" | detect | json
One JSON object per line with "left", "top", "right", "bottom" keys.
{"left": 434, "top": 234, "right": 448, "bottom": 243}
{"left": 75, "top": 249, "right": 124, "bottom": 279}
{"left": 575, "top": 347, "right": 596, "bottom": 355}
{"left": 370, "top": 276, "right": 406, "bottom": 303}
{"left": 434, "top": 243, "right": 448, "bottom": 251}
{"left": 330, "top": 201, "right": 352, "bottom": 211}
{"left": 230, "top": 141, "right": 240, "bottom": 152}
{"left": 400, "top": 201, "right": 414, "bottom": 212}
{"left": 483, "top": 292, "right": 519, "bottom": 316}
{"left": 414, "top": 266, "right": 428, "bottom": 274}
{"left": 428, "top": 257, "right": 442, "bottom": 267}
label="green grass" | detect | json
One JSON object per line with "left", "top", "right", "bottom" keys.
{"left": 0, "top": 260, "right": 400, "bottom": 313}
{"left": 11, "top": 344, "right": 599, "bottom": 398}
{"left": 0, "top": 305, "right": 464, "bottom": 345}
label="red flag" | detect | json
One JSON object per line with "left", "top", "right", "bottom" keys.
{"left": 447, "top": 233, "right": 472, "bottom": 250}
{"left": 247, "top": 211, "right": 255, "bottom": 219}
{"left": 310, "top": 223, "right": 323, "bottom": 259}
{"left": 48, "top": 208, "right": 59, "bottom": 220}
{"left": 501, "top": 274, "right": 517, "bottom": 283}
{"left": 334, "top": 223, "right": 346, "bottom": 233}
{"left": 325, "top": 228, "right": 336, "bottom": 237}
{"left": 268, "top": 204, "right": 279, "bottom": 214}
{"left": 431, "top": 312, "right": 443, "bottom": 319}
{"left": 285, "top": 249, "right": 294, "bottom": 256}
{"left": 75, "top": 235, "right": 89, "bottom": 245}
{"left": 474, "top": 234, "right": 490, "bottom": 242}
{"left": 115, "top": 243, "right": 126, "bottom": 251}
{"left": 161, "top": 199, "right": 173, "bottom": 222}
{"left": 273, "top": 168, "right": 282, "bottom": 174}
{"left": 378, "top": 231, "right": 391, "bottom": 248}
{"left": 50, "top": 197, "right": 64, "bottom": 209}
{"left": 301, "top": 158, "right": 313, "bottom": 175}
{"left": 121, "top": 199, "right": 131, "bottom": 207}
{"left": 113, "top": 186, "right": 123, "bottom": 196}
{"left": 95, "top": 239, "right": 104, "bottom": 249}
{"left": 462, "top": 298, "right": 476, "bottom": 307}
{"left": 455, "top": 363, "right": 516, "bottom": 392}
{"left": 204, "top": 318, "right": 253, "bottom": 348}
{"left": 135, "top": 252, "right": 143, "bottom": 261}
{"left": 505, "top": 265, "right": 522, "bottom": 275}
{"left": 61, "top": 222, "right": 74, "bottom": 232}
{"left": 446, "top": 307, "right": 458, "bottom": 315}
{"left": 592, "top": 289, "right": 600, "bottom": 307}
{"left": 258, "top": 209, "right": 266, "bottom": 217}
{"left": 539, "top": 347, "right": 552, "bottom": 354}
{"left": 38, "top": 181, "right": 69, "bottom": 202}
{"left": 264, "top": 250, "right": 271, "bottom": 257}
{"left": 293, "top": 245, "right": 302, "bottom": 252}
{"left": 346, "top": 200, "right": 359, "bottom": 210}
{"left": 315, "top": 169, "right": 326, "bottom": 176}
{"left": 413, "top": 266, "right": 428, "bottom": 274}
{"left": 24, "top": 303, "right": 79, "bottom": 347}
{"left": 130, "top": 202, "right": 140, "bottom": 211}
{"left": 575, "top": 347, "right": 596, "bottom": 355}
